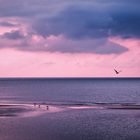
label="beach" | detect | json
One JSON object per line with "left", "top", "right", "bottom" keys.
{"left": 0, "top": 102, "right": 140, "bottom": 140}
{"left": 1, "top": 102, "right": 140, "bottom": 117}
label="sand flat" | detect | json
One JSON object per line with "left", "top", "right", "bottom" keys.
{"left": 1, "top": 103, "right": 140, "bottom": 118}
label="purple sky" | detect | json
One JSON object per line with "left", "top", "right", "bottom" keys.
{"left": 0, "top": 0, "right": 140, "bottom": 77}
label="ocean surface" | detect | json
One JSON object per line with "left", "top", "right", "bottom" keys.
{"left": 0, "top": 78, "right": 140, "bottom": 104}
{"left": 0, "top": 78, "right": 140, "bottom": 140}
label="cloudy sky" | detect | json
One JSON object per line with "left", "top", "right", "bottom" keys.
{"left": 0, "top": 0, "right": 140, "bottom": 77}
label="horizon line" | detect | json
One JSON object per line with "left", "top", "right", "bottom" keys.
{"left": 0, "top": 77, "right": 140, "bottom": 79}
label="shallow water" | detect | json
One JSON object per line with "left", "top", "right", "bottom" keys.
{"left": 0, "top": 106, "right": 140, "bottom": 140}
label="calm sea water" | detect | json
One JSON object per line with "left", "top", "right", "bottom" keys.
{"left": 0, "top": 78, "right": 140, "bottom": 104}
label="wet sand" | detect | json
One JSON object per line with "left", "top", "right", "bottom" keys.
{"left": 0, "top": 103, "right": 140, "bottom": 118}
{"left": 0, "top": 103, "right": 64, "bottom": 118}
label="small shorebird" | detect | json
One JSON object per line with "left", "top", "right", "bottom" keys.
{"left": 46, "top": 105, "right": 49, "bottom": 110}
{"left": 38, "top": 104, "right": 41, "bottom": 108}
{"left": 114, "top": 69, "right": 121, "bottom": 74}
{"left": 33, "top": 103, "right": 37, "bottom": 107}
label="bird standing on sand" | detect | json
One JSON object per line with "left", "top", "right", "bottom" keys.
{"left": 114, "top": 69, "right": 121, "bottom": 74}
{"left": 33, "top": 103, "right": 37, "bottom": 107}
{"left": 38, "top": 104, "right": 41, "bottom": 108}
{"left": 46, "top": 105, "right": 49, "bottom": 110}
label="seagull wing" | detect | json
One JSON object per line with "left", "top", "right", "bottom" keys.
{"left": 114, "top": 69, "right": 118, "bottom": 74}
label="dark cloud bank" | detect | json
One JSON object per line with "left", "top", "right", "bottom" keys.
{"left": 34, "top": 2, "right": 140, "bottom": 39}
{"left": 0, "top": 0, "right": 139, "bottom": 54}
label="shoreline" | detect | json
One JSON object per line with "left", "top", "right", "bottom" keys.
{"left": 0, "top": 102, "right": 140, "bottom": 118}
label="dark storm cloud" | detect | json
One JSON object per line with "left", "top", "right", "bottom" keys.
{"left": 0, "top": 0, "right": 139, "bottom": 39}
{"left": 0, "top": 0, "right": 139, "bottom": 54}
{"left": 34, "top": 7, "right": 112, "bottom": 39}
{"left": 34, "top": 4, "right": 140, "bottom": 39}
{"left": 2, "top": 30, "right": 25, "bottom": 40}
{"left": 108, "top": 5, "right": 140, "bottom": 38}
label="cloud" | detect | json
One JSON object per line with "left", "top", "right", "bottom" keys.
{"left": 0, "top": 32, "right": 128, "bottom": 54}
{"left": 0, "top": 0, "right": 140, "bottom": 40}
{"left": 1, "top": 30, "right": 25, "bottom": 40}
{"left": 45, "top": 35, "right": 128, "bottom": 54}
{"left": 0, "top": 0, "right": 139, "bottom": 54}
{"left": 33, "top": 4, "right": 140, "bottom": 39}
{"left": 33, "top": 7, "right": 110, "bottom": 39}
{"left": 0, "top": 21, "right": 16, "bottom": 27}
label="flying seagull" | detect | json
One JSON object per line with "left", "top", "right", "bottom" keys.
{"left": 114, "top": 69, "right": 121, "bottom": 74}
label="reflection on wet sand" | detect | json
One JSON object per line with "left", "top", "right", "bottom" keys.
{"left": 0, "top": 103, "right": 140, "bottom": 118}
{"left": 0, "top": 103, "right": 64, "bottom": 118}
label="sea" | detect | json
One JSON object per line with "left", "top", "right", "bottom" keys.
{"left": 0, "top": 78, "right": 140, "bottom": 140}
{"left": 0, "top": 78, "right": 140, "bottom": 104}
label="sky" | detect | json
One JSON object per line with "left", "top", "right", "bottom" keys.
{"left": 0, "top": 0, "right": 140, "bottom": 77}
